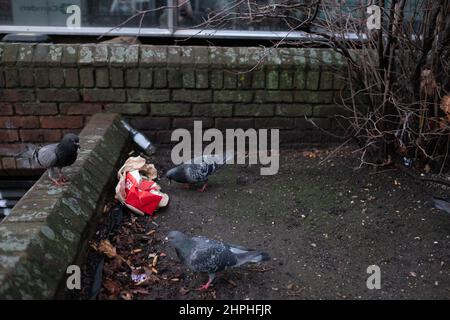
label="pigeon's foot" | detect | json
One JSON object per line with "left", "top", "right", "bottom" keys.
{"left": 50, "top": 177, "right": 65, "bottom": 186}
{"left": 196, "top": 282, "right": 212, "bottom": 291}
{"left": 197, "top": 182, "right": 208, "bottom": 193}
{"left": 196, "top": 274, "right": 214, "bottom": 291}
{"left": 183, "top": 184, "right": 192, "bottom": 189}
{"left": 59, "top": 174, "right": 70, "bottom": 183}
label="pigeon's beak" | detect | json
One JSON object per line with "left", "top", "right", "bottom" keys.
{"left": 164, "top": 237, "right": 169, "bottom": 241}
{"left": 76, "top": 142, "right": 80, "bottom": 149}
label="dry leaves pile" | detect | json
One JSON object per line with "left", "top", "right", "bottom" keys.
{"left": 440, "top": 96, "right": 450, "bottom": 123}
{"left": 88, "top": 212, "right": 181, "bottom": 300}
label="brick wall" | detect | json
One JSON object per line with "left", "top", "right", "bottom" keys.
{"left": 0, "top": 43, "right": 354, "bottom": 172}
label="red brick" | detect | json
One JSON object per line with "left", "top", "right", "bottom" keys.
{"left": 0, "top": 103, "right": 13, "bottom": 115}
{"left": 155, "top": 130, "right": 173, "bottom": 144}
{"left": 37, "top": 89, "right": 80, "bottom": 102}
{"left": 254, "top": 118, "right": 295, "bottom": 129}
{"left": 172, "top": 118, "right": 214, "bottom": 129}
{"left": 40, "top": 116, "right": 83, "bottom": 129}
{"left": 0, "top": 143, "right": 27, "bottom": 156}
{"left": 215, "top": 118, "right": 255, "bottom": 129}
{"left": 61, "top": 129, "right": 82, "bottom": 136}
{"left": 0, "top": 89, "right": 35, "bottom": 102}
{"left": 60, "top": 103, "right": 103, "bottom": 115}
{"left": 20, "top": 129, "right": 62, "bottom": 142}
{"left": 64, "top": 68, "right": 79, "bottom": 87}
{"left": 15, "top": 103, "right": 58, "bottom": 115}
{"left": 1, "top": 157, "right": 16, "bottom": 170}
{"left": 0, "top": 129, "right": 19, "bottom": 142}
{"left": 15, "top": 157, "right": 31, "bottom": 169}
{"left": 82, "top": 89, "right": 125, "bottom": 102}
{"left": 129, "top": 117, "right": 171, "bottom": 130}
{"left": 0, "top": 116, "right": 39, "bottom": 128}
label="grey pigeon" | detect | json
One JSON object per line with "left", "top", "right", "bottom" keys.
{"left": 165, "top": 152, "right": 233, "bottom": 192}
{"left": 24, "top": 133, "right": 80, "bottom": 185}
{"left": 431, "top": 196, "right": 450, "bottom": 214}
{"left": 166, "top": 230, "right": 270, "bottom": 291}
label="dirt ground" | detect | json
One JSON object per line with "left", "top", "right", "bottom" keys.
{"left": 79, "top": 146, "right": 450, "bottom": 300}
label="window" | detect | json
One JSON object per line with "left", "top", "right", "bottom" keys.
{"left": 0, "top": 1, "right": 422, "bottom": 40}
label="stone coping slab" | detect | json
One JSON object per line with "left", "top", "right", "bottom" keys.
{"left": 0, "top": 43, "right": 346, "bottom": 68}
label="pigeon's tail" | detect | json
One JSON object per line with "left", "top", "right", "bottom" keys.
{"left": 234, "top": 249, "right": 271, "bottom": 266}
{"left": 431, "top": 196, "right": 450, "bottom": 214}
{"left": 16, "top": 144, "right": 36, "bottom": 159}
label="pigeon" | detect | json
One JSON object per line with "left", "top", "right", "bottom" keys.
{"left": 166, "top": 230, "right": 270, "bottom": 291}
{"left": 165, "top": 152, "right": 233, "bottom": 192}
{"left": 23, "top": 133, "right": 80, "bottom": 185}
{"left": 431, "top": 196, "right": 450, "bottom": 214}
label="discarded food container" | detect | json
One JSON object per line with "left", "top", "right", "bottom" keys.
{"left": 115, "top": 156, "right": 169, "bottom": 216}
{"left": 121, "top": 119, "right": 156, "bottom": 156}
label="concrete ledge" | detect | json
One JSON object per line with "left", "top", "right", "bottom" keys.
{"left": 0, "top": 43, "right": 346, "bottom": 68}
{"left": 0, "top": 113, "right": 129, "bottom": 299}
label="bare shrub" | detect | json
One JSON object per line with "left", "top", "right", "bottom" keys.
{"left": 114, "top": 0, "right": 450, "bottom": 173}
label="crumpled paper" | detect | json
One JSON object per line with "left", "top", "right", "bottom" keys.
{"left": 115, "top": 156, "right": 169, "bottom": 215}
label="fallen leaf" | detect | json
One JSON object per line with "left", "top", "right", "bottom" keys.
{"left": 152, "top": 255, "right": 158, "bottom": 267}
{"left": 97, "top": 240, "right": 117, "bottom": 259}
{"left": 441, "top": 95, "right": 450, "bottom": 115}
{"left": 95, "top": 240, "right": 132, "bottom": 268}
{"left": 302, "top": 150, "right": 318, "bottom": 158}
{"left": 120, "top": 292, "right": 133, "bottom": 300}
{"left": 397, "top": 145, "right": 407, "bottom": 156}
{"left": 131, "top": 288, "right": 150, "bottom": 295}
{"left": 227, "top": 279, "right": 237, "bottom": 287}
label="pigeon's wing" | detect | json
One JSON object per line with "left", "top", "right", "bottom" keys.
{"left": 186, "top": 152, "right": 234, "bottom": 165}
{"left": 185, "top": 162, "right": 216, "bottom": 183}
{"left": 33, "top": 144, "right": 58, "bottom": 168}
{"left": 224, "top": 242, "right": 270, "bottom": 265}
{"left": 189, "top": 237, "right": 238, "bottom": 273}
{"left": 175, "top": 248, "right": 186, "bottom": 263}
